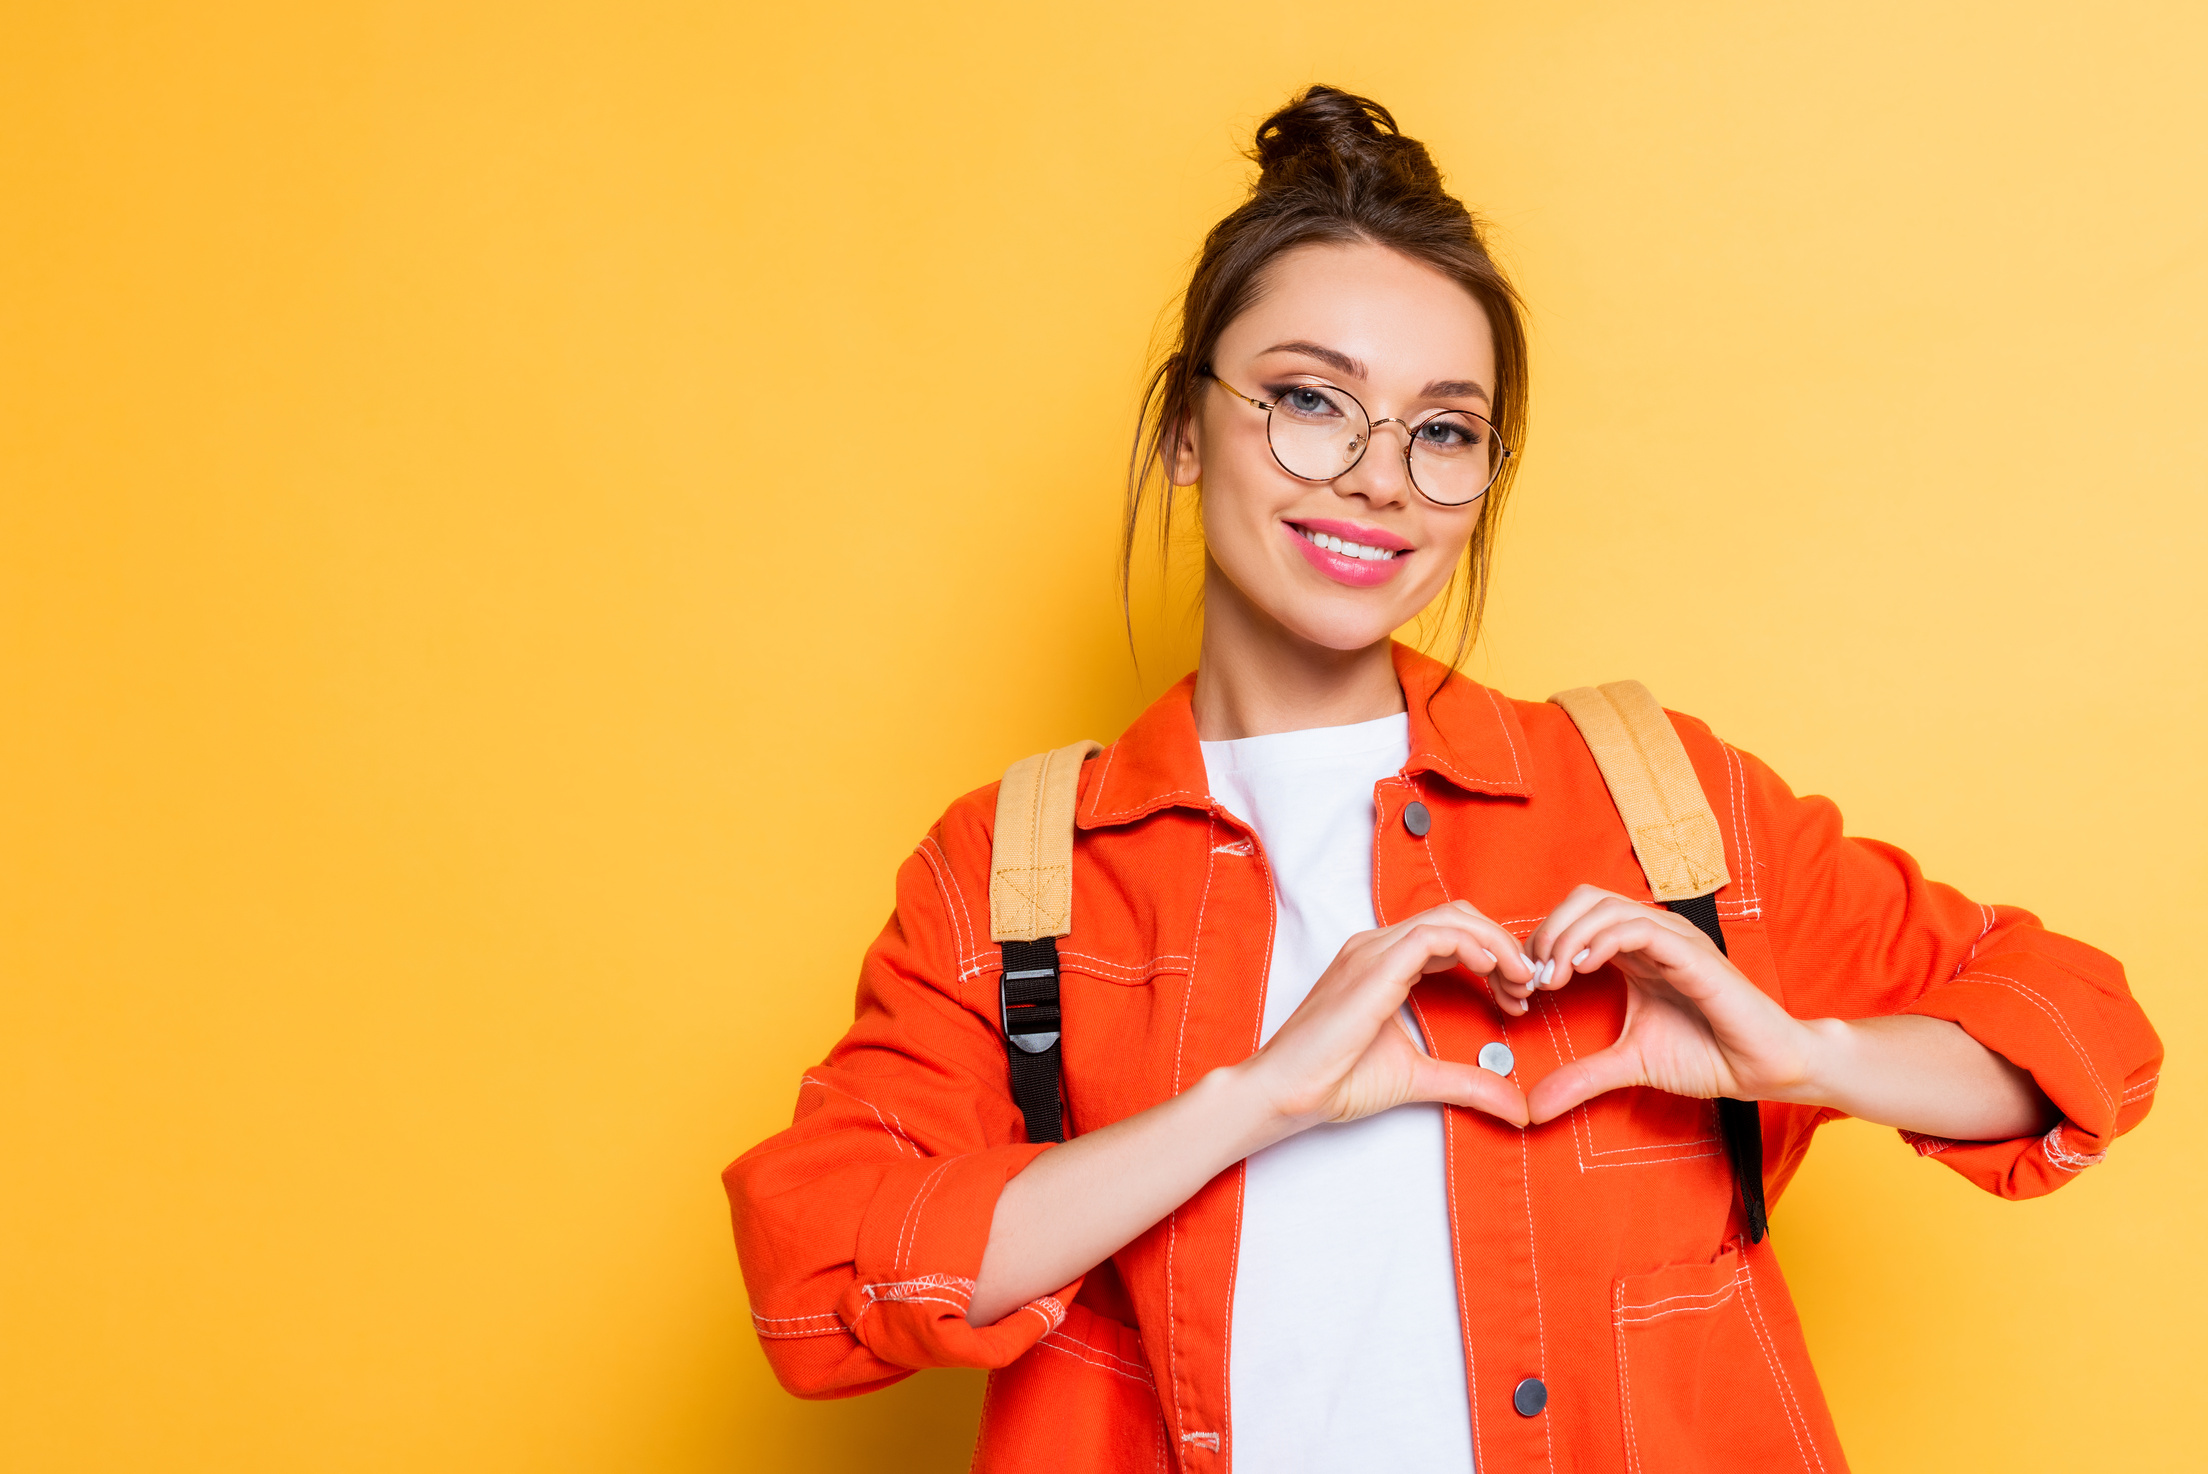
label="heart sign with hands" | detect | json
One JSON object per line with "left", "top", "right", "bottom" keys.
{"left": 1490, "top": 884, "right": 1820, "bottom": 1125}
{"left": 1242, "top": 899, "right": 1537, "bottom": 1130}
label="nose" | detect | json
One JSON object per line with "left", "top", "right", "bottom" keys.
{"left": 1334, "top": 418, "right": 1414, "bottom": 507}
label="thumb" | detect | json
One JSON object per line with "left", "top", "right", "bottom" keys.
{"left": 1408, "top": 1055, "right": 1531, "bottom": 1128}
{"left": 1525, "top": 1045, "right": 1645, "bottom": 1125}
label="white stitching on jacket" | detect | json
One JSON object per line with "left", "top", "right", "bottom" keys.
{"left": 894, "top": 1159, "right": 956, "bottom": 1278}
{"left": 1037, "top": 1331, "right": 1153, "bottom": 1386}
{"left": 1163, "top": 812, "right": 1222, "bottom": 1451}
{"left": 850, "top": 1273, "right": 979, "bottom": 1328}
{"left": 1520, "top": 1124, "right": 1559, "bottom": 1474}
{"left": 799, "top": 1074, "right": 921, "bottom": 1157}
{"left": 918, "top": 836, "right": 976, "bottom": 967}
{"left": 2042, "top": 1121, "right": 2109, "bottom": 1173}
{"left": 1734, "top": 1256, "right": 1824, "bottom": 1473}
{"left": 1482, "top": 683, "right": 1527, "bottom": 784}
{"left": 1948, "top": 969, "right": 2116, "bottom": 1114}
{"left": 1533, "top": 992, "right": 1721, "bottom": 1169}
{"left": 750, "top": 1308, "right": 848, "bottom": 1340}
{"left": 955, "top": 948, "right": 1196, "bottom": 985}
{"left": 1615, "top": 1280, "right": 1644, "bottom": 1474}
{"left": 1718, "top": 740, "right": 1765, "bottom": 911}
{"left": 1614, "top": 1285, "right": 1740, "bottom": 1326}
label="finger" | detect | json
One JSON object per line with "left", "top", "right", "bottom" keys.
{"left": 1547, "top": 900, "right": 1703, "bottom": 981}
{"left": 1555, "top": 910, "right": 1716, "bottom": 994}
{"left": 1527, "top": 952, "right": 1568, "bottom": 992}
{"left": 1381, "top": 1009, "right": 1430, "bottom": 1064}
{"left": 1525, "top": 1043, "right": 1646, "bottom": 1124}
{"left": 1382, "top": 921, "right": 1504, "bottom": 989}
{"left": 1342, "top": 917, "right": 1491, "bottom": 980}
{"left": 1412, "top": 902, "right": 1535, "bottom": 985}
{"left": 1453, "top": 905, "right": 1537, "bottom": 984}
{"left": 1485, "top": 970, "right": 1530, "bottom": 1017}
{"left": 1526, "top": 884, "right": 1631, "bottom": 963}
{"left": 1322, "top": 924, "right": 1488, "bottom": 1030}
{"left": 1408, "top": 1055, "right": 1530, "bottom": 1127}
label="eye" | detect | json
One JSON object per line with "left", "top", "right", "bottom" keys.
{"left": 1271, "top": 384, "right": 1350, "bottom": 422}
{"left": 1414, "top": 414, "right": 1485, "bottom": 451}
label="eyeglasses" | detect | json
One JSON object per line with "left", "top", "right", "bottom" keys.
{"left": 1207, "top": 371, "right": 1511, "bottom": 507}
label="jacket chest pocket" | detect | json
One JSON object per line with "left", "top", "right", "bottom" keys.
{"left": 1056, "top": 960, "right": 1187, "bottom": 1137}
{"left": 1530, "top": 981, "right": 1724, "bottom": 1169}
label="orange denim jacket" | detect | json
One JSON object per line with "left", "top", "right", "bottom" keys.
{"left": 726, "top": 644, "right": 2162, "bottom": 1473}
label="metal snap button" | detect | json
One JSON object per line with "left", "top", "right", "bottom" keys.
{"left": 1403, "top": 800, "right": 1431, "bottom": 837}
{"left": 1513, "top": 1377, "right": 1547, "bottom": 1417}
{"left": 1478, "top": 1041, "right": 1514, "bottom": 1076}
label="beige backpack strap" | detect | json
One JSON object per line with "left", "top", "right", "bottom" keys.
{"left": 1548, "top": 681, "right": 1729, "bottom": 902}
{"left": 989, "top": 739, "right": 1103, "bottom": 943}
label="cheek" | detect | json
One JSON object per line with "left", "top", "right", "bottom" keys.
{"left": 1195, "top": 453, "right": 1291, "bottom": 553}
{"left": 1413, "top": 516, "right": 1480, "bottom": 591}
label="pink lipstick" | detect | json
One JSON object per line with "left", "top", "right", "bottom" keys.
{"left": 1281, "top": 518, "right": 1412, "bottom": 589}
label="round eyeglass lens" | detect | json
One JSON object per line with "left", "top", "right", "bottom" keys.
{"left": 1265, "top": 384, "right": 1370, "bottom": 482}
{"left": 1406, "top": 411, "right": 1504, "bottom": 506}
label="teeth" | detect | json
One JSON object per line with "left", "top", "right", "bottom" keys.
{"left": 1299, "top": 526, "right": 1395, "bottom": 562}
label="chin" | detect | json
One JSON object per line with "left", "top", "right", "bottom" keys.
{"left": 1279, "top": 606, "right": 1406, "bottom": 653}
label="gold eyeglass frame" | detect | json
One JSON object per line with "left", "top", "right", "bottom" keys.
{"left": 1206, "top": 371, "right": 1511, "bottom": 507}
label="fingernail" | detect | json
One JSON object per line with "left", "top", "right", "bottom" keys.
{"left": 1573, "top": 949, "right": 1591, "bottom": 967}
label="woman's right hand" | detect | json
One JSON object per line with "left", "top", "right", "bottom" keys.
{"left": 1235, "top": 900, "right": 1535, "bottom": 1131}
{"left": 970, "top": 901, "right": 1533, "bottom": 1324}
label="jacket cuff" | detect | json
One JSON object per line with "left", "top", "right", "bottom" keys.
{"left": 1899, "top": 972, "right": 2132, "bottom": 1198}
{"left": 837, "top": 1143, "right": 1079, "bottom": 1368}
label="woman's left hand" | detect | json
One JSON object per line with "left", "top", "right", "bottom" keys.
{"left": 1511, "top": 885, "right": 1816, "bottom": 1125}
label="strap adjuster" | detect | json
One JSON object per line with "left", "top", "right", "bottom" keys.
{"left": 1000, "top": 945, "right": 1062, "bottom": 1054}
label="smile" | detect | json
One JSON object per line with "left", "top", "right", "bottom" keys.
{"left": 1281, "top": 519, "right": 1412, "bottom": 589}
{"left": 1291, "top": 524, "right": 1401, "bottom": 562}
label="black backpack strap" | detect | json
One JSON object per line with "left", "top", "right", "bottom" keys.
{"left": 998, "top": 937, "right": 1066, "bottom": 1144}
{"left": 1664, "top": 892, "right": 1769, "bottom": 1244}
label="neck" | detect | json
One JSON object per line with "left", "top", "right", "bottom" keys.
{"left": 1190, "top": 555, "right": 1406, "bottom": 741}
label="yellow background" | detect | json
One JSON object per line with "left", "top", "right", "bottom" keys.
{"left": 4, "top": 2, "right": 2202, "bottom": 1469}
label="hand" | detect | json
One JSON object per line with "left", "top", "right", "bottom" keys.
{"left": 1236, "top": 901, "right": 1535, "bottom": 1132}
{"left": 1515, "top": 885, "right": 1819, "bottom": 1125}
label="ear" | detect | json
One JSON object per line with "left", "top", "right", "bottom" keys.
{"left": 1166, "top": 411, "right": 1202, "bottom": 488}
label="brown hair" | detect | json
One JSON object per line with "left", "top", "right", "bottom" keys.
{"left": 1125, "top": 85, "right": 1529, "bottom": 673}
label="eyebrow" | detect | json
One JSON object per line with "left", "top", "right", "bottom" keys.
{"left": 1422, "top": 378, "right": 1491, "bottom": 402}
{"left": 1260, "top": 341, "right": 1367, "bottom": 378}
{"left": 1257, "top": 342, "right": 1490, "bottom": 402}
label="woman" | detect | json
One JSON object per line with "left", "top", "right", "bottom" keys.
{"left": 726, "top": 87, "right": 2160, "bottom": 1472}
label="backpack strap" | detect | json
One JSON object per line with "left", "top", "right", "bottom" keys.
{"left": 989, "top": 739, "right": 1102, "bottom": 1144}
{"left": 1548, "top": 681, "right": 1768, "bottom": 1244}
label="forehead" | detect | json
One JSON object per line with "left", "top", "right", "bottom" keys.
{"left": 1217, "top": 241, "right": 1495, "bottom": 382}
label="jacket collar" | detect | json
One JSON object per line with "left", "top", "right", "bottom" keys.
{"left": 1079, "top": 642, "right": 1534, "bottom": 829}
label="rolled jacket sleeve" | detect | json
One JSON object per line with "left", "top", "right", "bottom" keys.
{"left": 725, "top": 825, "right": 1078, "bottom": 1398}
{"left": 1735, "top": 740, "right": 2162, "bottom": 1199}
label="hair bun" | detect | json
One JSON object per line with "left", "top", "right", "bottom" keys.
{"left": 1252, "top": 85, "right": 1444, "bottom": 192}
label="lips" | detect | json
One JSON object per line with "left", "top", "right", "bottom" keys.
{"left": 1282, "top": 519, "right": 1411, "bottom": 589}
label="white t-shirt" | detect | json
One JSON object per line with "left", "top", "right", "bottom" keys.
{"left": 1200, "top": 712, "right": 1475, "bottom": 1474}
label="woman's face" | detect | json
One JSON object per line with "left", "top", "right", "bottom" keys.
{"left": 1178, "top": 241, "right": 1498, "bottom": 653}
